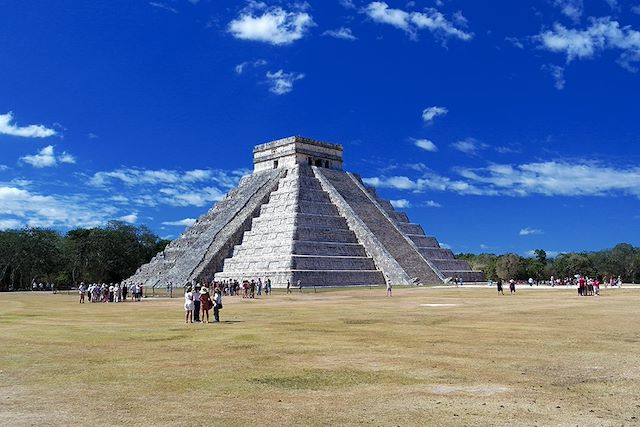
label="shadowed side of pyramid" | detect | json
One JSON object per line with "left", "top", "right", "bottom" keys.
{"left": 126, "top": 136, "right": 484, "bottom": 288}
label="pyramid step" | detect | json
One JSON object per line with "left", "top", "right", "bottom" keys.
{"left": 430, "top": 259, "right": 474, "bottom": 271}
{"left": 418, "top": 248, "right": 455, "bottom": 260}
{"left": 251, "top": 213, "right": 349, "bottom": 230}
{"left": 397, "top": 223, "right": 425, "bottom": 235}
{"left": 241, "top": 228, "right": 358, "bottom": 244}
{"left": 292, "top": 241, "right": 367, "bottom": 257}
{"left": 407, "top": 234, "right": 439, "bottom": 248}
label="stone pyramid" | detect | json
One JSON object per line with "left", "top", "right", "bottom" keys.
{"left": 127, "top": 136, "right": 484, "bottom": 288}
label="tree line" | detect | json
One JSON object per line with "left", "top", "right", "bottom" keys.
{"left": 0, "top": 221, "right": 170, "bottom": 291}
{"left": 457, "top": 244, "right": 640, "bottom": 283}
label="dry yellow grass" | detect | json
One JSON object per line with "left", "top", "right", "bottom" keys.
{"left": 1, "top": 286, "right": 639, "bottom": 426}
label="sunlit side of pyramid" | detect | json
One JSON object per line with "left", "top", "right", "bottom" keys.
{"left": 127, "top": 137, "right": 484, "bottom": 288}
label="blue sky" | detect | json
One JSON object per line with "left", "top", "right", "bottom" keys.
{"left": 1, "top": 0, "right": 639, "bottom": 256}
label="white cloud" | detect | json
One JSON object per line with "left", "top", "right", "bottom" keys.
{"left": 265, "top": 69, "right": 305, "bottom": 95}
{"left": 451, "top": 138, "right": 486, "bottom": 155}
{"left": 0, "top": 218, "right": 22, "bottom": 230}
{"left": 90, "top": 167, "right": 249, "bottom": 208}
{"left": 0, "top": 186, "right": 117, "bottom": 229}
{"left": 228, "top": 3, "right": 314, "bottom": 45}
{"left": 424, "top": 200, "right": 442, "bottom": 208}
{"left": 542, "top": 64, "right": 566, "bottom": 89}
{"left": 422, "top": 106, "right": 448, "bottom": 123}
{"left": 162, "top": 218, "right": 197, "bottom": 227}
{"left": 235, "top": 59, "right": 267, "bottom": 74}
{"left": 519, "top": 227, "right": 543, "bottom": 236}
{"left": 390, "top": 199, "right": 411, "bottom": 208}
{"left": 59, "top": 152, "right": 76, "bottom": 164}
{"left": 363, "top": 2, "right": 473, "bottom": 41}
{"left": 552, "top": 0, "right": 583, "bottom": 23}
{"left": 322, "top": 27, "right": 357, "bottom": 40}
{"left": 340, "top": 0, "right": 355, "bottom": 9}
{"left": 118, "top": 213, "right": 138, "bottom": 224}
{"left": 20, "top": 145, "right": 76, "bottom": 168}
{"left": 0, "top": 165, "right": 8, "bottom": 171}
{"left": 365, "top": 160, "right": 640, "bottom": 198}
{"left": 414, "top": 138, "right": 438, "bottom": 152}
{"left": 21, "top": 146, "right": 56, "bottom": 168}
{"left": 149, "top": 1, "right": 178, "bottom": 13}
{"left": 536, "top": 17, "right": 640, "bottom": 71}
{"left": 0, "top": 112, "right": 57, "bottom": 138}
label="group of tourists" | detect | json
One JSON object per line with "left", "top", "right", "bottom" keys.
{"left": 77, "top": 282, "right": 143, "bottom": 303}
{"left": 492, "top": 274, "right": 624, "bottom": 296}
{"left": 184, "top": 284, "right": 222, "bottom": 323}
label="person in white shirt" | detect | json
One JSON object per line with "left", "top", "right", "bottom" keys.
{"left": 184, "top": 286, "right": 194, "bottom": 323}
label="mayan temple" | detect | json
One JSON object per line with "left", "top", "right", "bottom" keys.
{"left": 127, "top": 136, "right": 484, "bottom": 288}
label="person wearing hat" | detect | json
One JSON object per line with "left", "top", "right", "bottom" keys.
{"left": 213, "top": 287, "right": 222, "bottom": 322}
{"left": 199, "top": 286, "right": 212, "bottom": 323}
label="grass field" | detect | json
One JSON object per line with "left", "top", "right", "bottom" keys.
{"left": 1, "top": 286, "right": 639, "bottom": 426}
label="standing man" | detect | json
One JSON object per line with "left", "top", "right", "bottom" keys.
{"left": 509, "top": 279, "right": 516, "bottom": 294}
{"left": 78, "top": 282, "right": 86, "bottom": 303}
{"left": 386, "top": 281, "right": 392, "bottom": 297}
{"left": 213, "top": 287, "right": 222, "bottom": 323}
{"left": 286, "top": 280, "right": 291, "bottom": 294}
{"left": 497, "top": 278, "right": 504, "bottom": 295}
{"left": 193, "top": 285, "right": 201, "bottom": 322}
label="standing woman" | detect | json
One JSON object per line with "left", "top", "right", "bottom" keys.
{"left": 200, "top": 286, "right": 212, "bottom": 324}
{"left": 193, "top": 285, "right": 201, "bottom": 322}
{"left": 184, "top": 285, "right": 194, "bottom": 323}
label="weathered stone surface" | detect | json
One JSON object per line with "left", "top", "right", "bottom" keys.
{"left": 128, "top": 136, "right": 484, "bottom": 287}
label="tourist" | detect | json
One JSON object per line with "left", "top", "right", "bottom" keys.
{"left": 257, "top": 278, "right": 262, "bottom": 296}
{"left": 184, "top": 286, "right": 194, "bottom": 323}
{"left": 250, "top": 280, "right": 256, "bottom": 298}
{"left": 286, "top": 279, "right": 291, "bottom": 294}
{"left": 386, "top": 281, "right": 392, "bottom": 297}
{"left": 213, "top": 287, "right": 222, "bottom": 322}
{"left": 266, "top": 278, "right": 271, "bottom": 295}
{"left": 193, "top": 285, "right": 201, "bottom": 322}
{"left": 122, "top": 283, "right": 128, "bottom": 301}
{"left": 497, "top": 278, "right": 504, "bottom": 295}
{"left": 200, "top": 286, "right": 212, "bottom": 323}
{"left": 79, "top": 282, "right": 86, "bottom": 303}
{"left": 578, "top": 276, "right": 585, "bottom": 296}
{"left": 297, "top": 279, "right": 302, "bottom": 291}
{"left": 509, "top": 279, "right": 516, "bottom": 294}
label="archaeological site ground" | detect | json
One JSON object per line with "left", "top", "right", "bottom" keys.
{"left": 1, "top": 286, "right": 638, "bottom": 426}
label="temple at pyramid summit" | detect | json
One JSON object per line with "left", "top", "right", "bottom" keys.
{"left": 127, "top": 136, "right": 484, "bottom": 288}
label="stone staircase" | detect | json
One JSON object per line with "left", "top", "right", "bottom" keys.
{"left": 365, "top": 185, "right": 484, "bottom": 282}
{"left": 125, "top": 168, "right": 284, "bottom": 287}
{"left": 214, "top": 165, "right": 386, "bottom": 287}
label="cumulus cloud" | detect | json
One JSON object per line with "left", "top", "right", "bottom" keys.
{"left": 0, "top": 112, "right": 56, "bottom": 138}
{"left": 90, "top": 167, "right": 249, "bottom": 208}
{"left": 364, "top": 2, "right": 473, "bottom": 41}
{"left": 519, "top": 227, "right": 543, "bottom": 236}
{"left": 414, "top": 138, "right": 438, "bottom": 152}
{"left": 422, "top": 106, "right": 448, "bottom": 123}
{"left": 364, "top": 160, "right": 640, "bottom": 198}
{"left": 424, "top": 200, "right": 442, "bottom": 208}
{"left": 0, "top": 165, "right": 8, "bottom": 171}
{"left": 228, "top": 3, "right": 314, "bottom": 45}
{"left": 390, "top": 199, "right": 411, "bottom": 208}
{"left": 162, "top": 218, "right": 197, "bottom": 227}
{"left": 536, "top": 17, "right": 640, "bottom": 71}
{"left": 552, "top": 0, "right": 583, "bottom": 23}
{"left": 118, "top": 213, "right": 138, "bottom": 224}
{"left": 265, "top": 69, "right": 305, "bottom": 95}
{"left": 322, "top": 27, "right": 357, "bottom": 40}
{"left": 0, "top": 218, "right": 22, "bottom": 230}
{"left": 450, "top": 138, "right": 486, "bottom": 155}
{"left": 0, "top": 186, "right": 117, "bottom": 229}
{"left": 20, "top": 146, "right": 76, "bottom": 168}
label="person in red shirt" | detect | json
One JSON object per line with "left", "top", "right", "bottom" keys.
{"left": 578, "top": 277, "right": 585, "bottom": 296}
